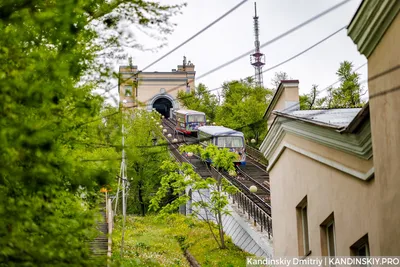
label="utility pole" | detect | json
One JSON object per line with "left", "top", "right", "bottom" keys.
{"left": 120, "top": 100, "right": 128, "bottom": 257}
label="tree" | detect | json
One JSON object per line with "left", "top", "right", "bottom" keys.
{"left": 299, "top": 84, "right": 319, "bottom": 110}
{"left": 122, "top": 109, "right": 170, "bottom": 216}
{"left": 215, "top": 78, "right": 273, "bottom": 145}
{"left": 0, "top": 0, "right": 183, "bottom": 265}
{"left": 271, "top": 71, "right": 291, "bottom": 90}
{"left": 149, "top": 144, "right": 239, "bottom": 249}
{"left": 319, "top": 61, "right": 365, "bottom": 108}
{"left": 177, "top": 83, "right": 219, "bottom": 122}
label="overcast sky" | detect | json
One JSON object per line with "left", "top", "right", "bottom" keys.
{"left": 110, "top": 0, "right": 368, "bottom": 102}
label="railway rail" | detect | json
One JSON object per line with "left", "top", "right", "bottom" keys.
{"left": 160, "top": 118, "right": 273, "bottom": 237}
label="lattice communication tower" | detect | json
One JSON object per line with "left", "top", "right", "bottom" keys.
{"left": 250, "top": 2, "right": 265, "bottom": 87}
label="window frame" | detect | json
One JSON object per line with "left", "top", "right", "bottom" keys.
{"left": 326, "top": 221, "right": 336, "bottom": 257}
{"left": 296, "top": 196, "right": 311, "bottom": 257}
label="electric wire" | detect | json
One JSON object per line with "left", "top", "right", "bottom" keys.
{"left": 176, "top": 26, "right": 349, "bottom": 101}
{"left": 114, "top": 0, "right": 353, "bottom": 101}
{"left": 116, "top": 0, "right": 249, "bottom": 87}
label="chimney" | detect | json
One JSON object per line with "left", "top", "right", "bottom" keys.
{"left": 263, "top": 80, "right": 300, "bottom": 130}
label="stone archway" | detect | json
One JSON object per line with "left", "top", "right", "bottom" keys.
{"left": 152, "top": 97, "right": 173, "bottom": 118}
{"left": 148, "top": 93, "right": 178, "bottom": 118}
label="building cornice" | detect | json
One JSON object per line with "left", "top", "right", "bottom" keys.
{"left": 347, "top": 0, "right": 400, "bottom": 58}
{"left": 260, "top": 116, "right": 373, "bottom": 164}
{"left": 266, "top": 142, "right": 374, "bottom": 181}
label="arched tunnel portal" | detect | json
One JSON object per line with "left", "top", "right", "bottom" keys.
{"left": 152, "top": 97, "right": 173, "bottom": 118}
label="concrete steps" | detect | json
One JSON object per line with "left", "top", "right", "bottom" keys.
{"left": 90, "top": 203, "right": 108, "bottom": 257}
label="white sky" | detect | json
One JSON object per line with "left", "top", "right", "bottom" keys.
{"left": 111, "top": 0, "right": 368, "bottom": 101}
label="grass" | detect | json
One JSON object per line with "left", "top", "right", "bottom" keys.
{"left": 111, "top": 214, "right": 253, "bottom": 267}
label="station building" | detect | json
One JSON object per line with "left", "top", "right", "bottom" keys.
{"left": 119, "top": 56, "right": 195, "bottom": 118}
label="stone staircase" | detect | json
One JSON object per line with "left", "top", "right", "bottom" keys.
{"left": 90, "top": 203, "right": 108, "bottom": 257}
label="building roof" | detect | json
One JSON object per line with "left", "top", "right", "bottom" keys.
{"left": 174, "top": 109, "right": 205, "bottom": 115}
{"left": 273, "top": 107, "right": 363, "bottom": 130}
{"left": 198, "top": 126, "right": 244, "bottom": 136}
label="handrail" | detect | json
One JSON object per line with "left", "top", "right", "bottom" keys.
{"left": 209, "top": 166, "right": 271, "bottom": 215}
{"left": 208, "top": 165, "right": 273, "bottom": 238}
{"left": 245, "top": 145, "right": 269, "bottom": 166}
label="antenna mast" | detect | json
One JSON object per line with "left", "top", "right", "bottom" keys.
{"left": 250, "top": 2, "right": 265, "bottom": 87}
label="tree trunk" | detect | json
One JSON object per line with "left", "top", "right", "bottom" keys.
{"left": 217, "top": 210, "right": 226, "bottom": 249}
{"left": 138, "top": 180, "right": 145, "bottom": 216}
{"left": 216, "top": 177, "right": 226, "bottom": 249}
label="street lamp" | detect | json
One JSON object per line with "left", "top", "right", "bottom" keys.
{"left": 163, "top": 129, "right": 167, "bottom": 133}
{"left": 251, "top": 139, "right": 256, "bottom": 144}
{"left": 187, "top": 152, "right": 193, "bottom": 157}
{"left": 250, "top": 185, "right": 257, "bottom": 193}
{"left": 249, "top": 185, "right": 258, "bottom": 227}
{"left": 172, "top": 138, "right": 178, "bottom": 143}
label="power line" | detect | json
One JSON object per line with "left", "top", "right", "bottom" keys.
{"left": 116, "top": 0, "right": 249, "bottom": 88}
{"left": 116, "top": 0, "right": 353, "bottom": 102}
{"left": 176, "top": 26, "right": 349, "bottom": 101}
{"left": 80, "top": 64, "right": 399, "bottom": 162}
{"left": 141, "top": 0, "right": 249, "bottom": 72}
{"left": 135, "top": 64, "right": 400, "bottom": 149}
{"left": 196, "top": 0, "right": 353, "bottom": 80}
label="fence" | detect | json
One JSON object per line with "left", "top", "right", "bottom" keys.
{"left": 245, "top": 145, "right": 269, "bottom": 166}
{"left": 208, "top": 166, "right": 273, "bottom": 239}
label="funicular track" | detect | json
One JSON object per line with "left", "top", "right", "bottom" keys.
{"left": 160, "top": 118, "right": 273, "bottom": 236}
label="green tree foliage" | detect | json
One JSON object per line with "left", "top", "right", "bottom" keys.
{"left": 149, "top": 144, "right": 239, "bottom": 249}
{"left": 299, "top": 61, "right": 365, "bottom": 110}
{"left": 0, "top": 0, "right": 183, "bottom": 265}
{"left": 177, "top": 83, "right": 219, "bottom": 122}
{"left": 122, "top": 110, "right": 170, "bottom": 216}
{"left": 318, "top": 61, "right": 365, "bottom": 108}
{"left": 215, "top": 78, "right": 273, "bottom": 146}
{"left": 299, "top": 84, "right": 319, "bottom": 110}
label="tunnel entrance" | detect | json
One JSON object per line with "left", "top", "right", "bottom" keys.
{"left": 153, "top": 97, "right": 173, "bottom": 118}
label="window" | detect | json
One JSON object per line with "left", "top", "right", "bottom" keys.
{"left": 187, "top": 114, "right": 205, "bottom": 123}
{"left": 320, "top": 213, "right": 336, "bottom": 263}
{"left": 124, "top": 85, "right": 132, "bottom": 96}
{"left": 216, "top": 136, "right": 244, "bottom": 148}
{"left": 326, "top": 221, "right": 336, "bottom": 257}
{"left": 296, "top": 196, "right": 310, "bottom": 256}
{"left": 351, "top": 234, "right": 370, "bottom": 258}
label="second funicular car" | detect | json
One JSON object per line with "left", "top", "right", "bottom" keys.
{"left": 173, "top": 109, "right": 207, "bottom": 136}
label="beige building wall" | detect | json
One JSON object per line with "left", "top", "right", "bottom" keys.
{"left": 365, "top": 12, "right": 400, "bottom": 256}
{"left": 118, "top": 59, "right": 195, "bottom": 110}
{"left": 348, "top": 0, "right": 400, "bottom": 255}
{"left": 270, "top": 145, "right": 379, "bottom": 256}
{"left": 268, "top": 132, "right": 377, "bottom": 256}
{"left": 264, "top": 81, "right": 300, "bottom": 129}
